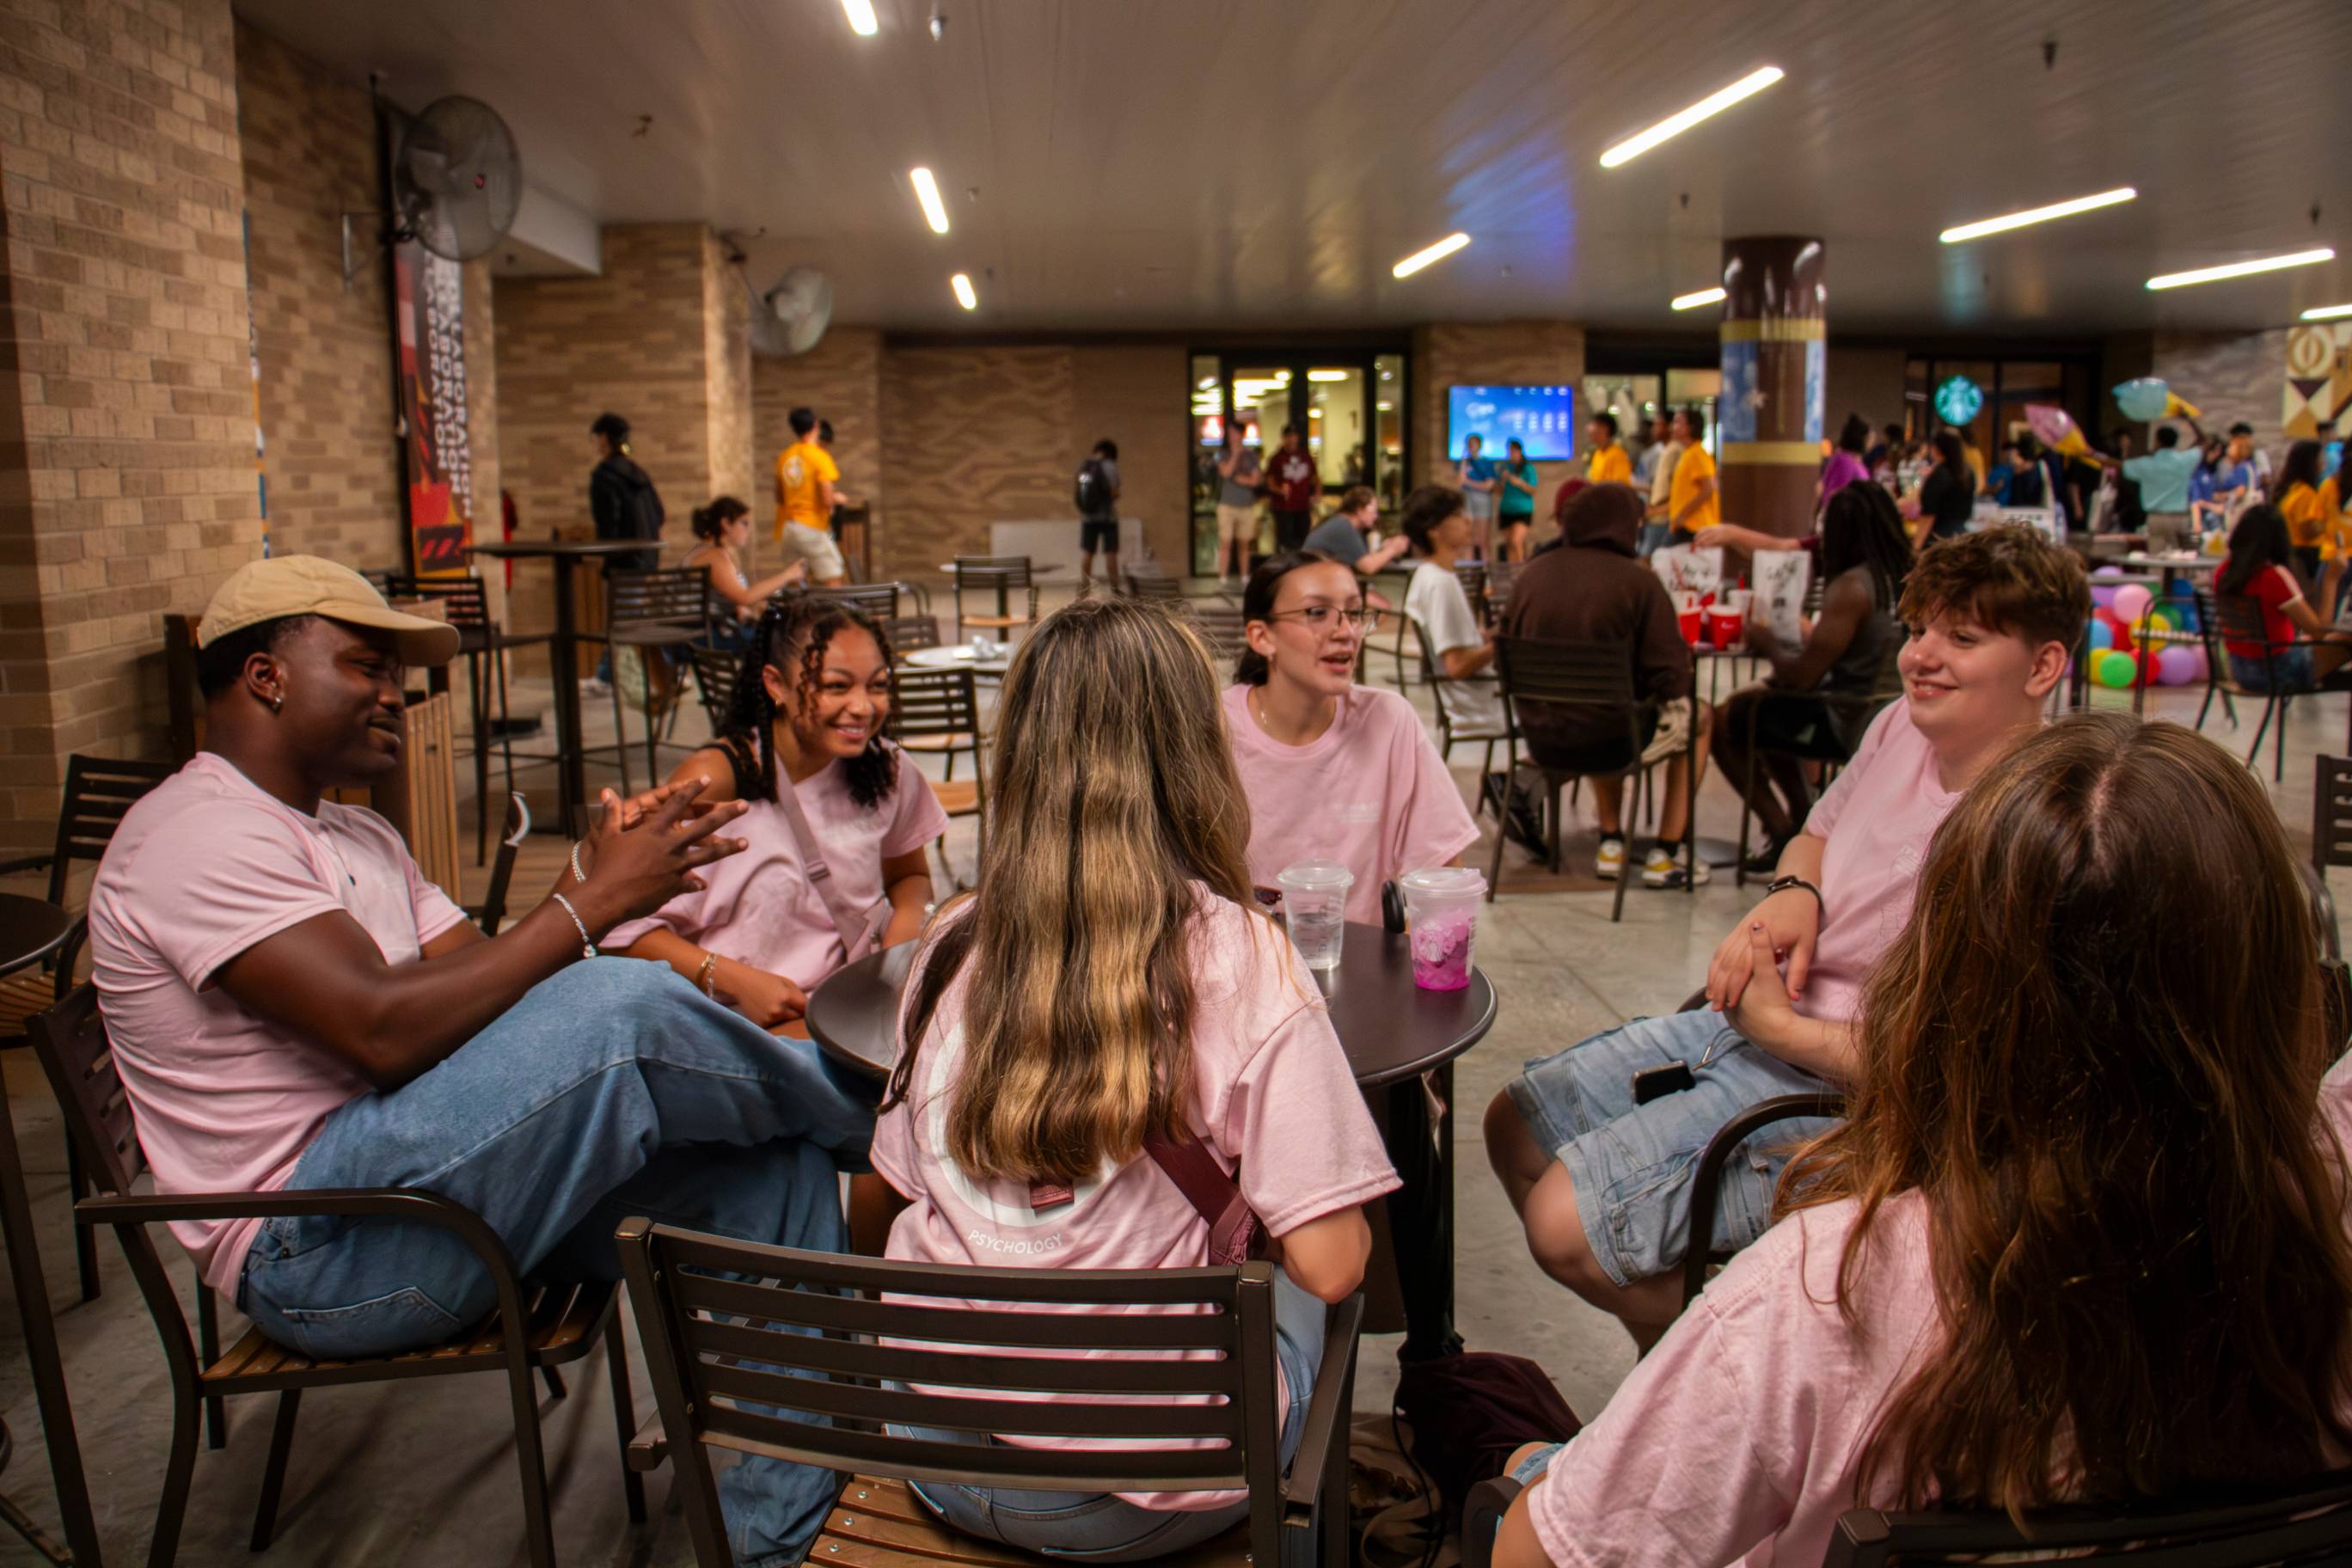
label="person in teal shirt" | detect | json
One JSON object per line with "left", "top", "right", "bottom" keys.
{"left": 2119, "top": 417, "right": 2207, "bottom": 552}
{"left": 1497, "top": 437, "right": 1540, "bottom": 562}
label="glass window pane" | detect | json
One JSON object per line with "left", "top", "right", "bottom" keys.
{"left": 1376, "top": 353, "right": 1406, "bottom": 511}
{"left": 1307, "top": 366, "right": 1364, "bottom": 488}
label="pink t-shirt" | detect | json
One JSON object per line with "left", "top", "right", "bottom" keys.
{"left": 1792, "top": 699, "right": 1960, "bottom": 1024}
{"left": 870, "top": 892, "right": 1400, "bottom": 1510}
{"left": 607, "top": 744, "right": 948, "bottom": 991}
{"left": 1531, "top": 1071, "right": 2352, "bottom": 1566}
{"left": 86, "top": 754, "right": 469, "bottom": 1291}
{"left": 1222, "top": 683, "right": 1481, "bottom": 926}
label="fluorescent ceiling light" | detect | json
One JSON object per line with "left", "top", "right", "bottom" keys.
{"left": 1308, "top": 370, "right": 1351, "bottom": 382}
{"left": 950, "top": 272, "right": 977, "bottom": 310}
{"left": 2302, "top": 302, "right": 2352, "bottom": 321}
{"left": 1670, "top": 287, "right": 1726, "bottom": 310}
{"left": 1600, "top": 67, "right": 1783, "bottom": 168}
{"left": 910, "top": 168, "right": 950, "bottom": 235}
{"left": 1393, "top": 232, "right": 1470, "bottom": 279}
{"left": 1939, "top": 187, "right": 2135, "bottom": 244}
{"left": 841, "top": 0, "right": 878, "bottom": 35}
{"left": 2147, "top": 248, "right": 2334, "bottom": 291}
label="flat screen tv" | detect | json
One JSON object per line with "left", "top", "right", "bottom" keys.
{"left": 1448, "top": 384, "right": 1577, "bottom": 462}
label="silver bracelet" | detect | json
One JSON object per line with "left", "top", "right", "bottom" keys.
{"left": 549, "top": 892, "right": 597, "bottom": 959}
{"left": 569, "top": 841, "right": 588, "bottom": 885}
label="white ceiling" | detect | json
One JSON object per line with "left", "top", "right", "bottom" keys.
{"left": 234, "top": 0, "right": 2352, "bottom": 336}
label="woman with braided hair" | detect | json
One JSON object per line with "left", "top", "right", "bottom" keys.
{"left": 610, "top": 591, "right": 946, "bottom": 1032}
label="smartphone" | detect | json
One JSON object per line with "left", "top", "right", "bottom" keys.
{"left": 1631, "top": 1061, "right": 1697, "bottom": 1106}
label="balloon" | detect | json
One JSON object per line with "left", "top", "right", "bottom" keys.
{"left": 2092, "top": 565, "right": 2123, "bottom": 578}
{"left": 2114, "top": 378, "right": 2171, "bottom": 422}
{"left": 2156, "top": 646, "right": 2205, "bottom": 686}
{"left": 2091, "top": 584, "right": 2119, "bottom": 609}
{"left": 2089, "top": 618, "right": 2114, "bottom": 651}
{"left": 2095, "top": 608, "right": 2135, "bottom": 653}
{"left": 2165, "top": 390, "right": 2203, "bottom": 420}
{"left": 2112, "top": 584, "right": 2153, "bottom": 625}
{"left": 2146, "top": 605, "right": 2182, "bottom": 633}
{"left": 2094, "top": 650, "right": 2139, "bottom": 689}
{"left": 2026, "top": 404, "right": 2089, "bottom": 458}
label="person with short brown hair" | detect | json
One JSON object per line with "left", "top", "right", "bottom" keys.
{"left": 1302, "top": 484, "right": 1410, "bottom": 584}
{"left": 1485, "top": 524, "right": 2086, "bottom": 1349}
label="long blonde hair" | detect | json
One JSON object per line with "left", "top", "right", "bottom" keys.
{"left": 883, "top": 597, "right": 1258, "bottom": 1185}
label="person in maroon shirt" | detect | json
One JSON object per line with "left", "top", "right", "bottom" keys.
{"left": 1265, "top": 423, "right": 1322, "bottom": 550}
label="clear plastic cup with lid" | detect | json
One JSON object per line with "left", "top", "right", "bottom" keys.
{"left": 1396, "top": 867, "right": 1487, "bottom": 990}
{"left": 1275, "top": 860, "right": 1354, "bottom": 971}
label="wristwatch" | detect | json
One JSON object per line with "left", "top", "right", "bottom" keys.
{"left": 1764, "top": 875, "right": 1823, "bottom": 910}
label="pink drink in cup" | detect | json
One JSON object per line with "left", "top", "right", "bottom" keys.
{"left": 1397, "top": 867, "right": 1486, "bottom": 991}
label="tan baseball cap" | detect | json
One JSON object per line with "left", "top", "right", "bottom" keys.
{"left": 199, "top": 555, "right": 461, "bottom": 666}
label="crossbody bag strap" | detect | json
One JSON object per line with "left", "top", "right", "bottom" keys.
{"left": 1142, "top": 1129, "right": 1267, "bottom": 1265}
{"left": 771, "top": 768, "right": 891, "bottom": 964}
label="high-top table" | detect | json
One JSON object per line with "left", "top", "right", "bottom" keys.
{"left": 468, "top": 538, "right": 654, "bottom": 836}
{"left": 805, "top": 922, "right": 1497, "bottom": 1355}
{"left": 0, "top": 895, "right": 93, "bottom": 1565}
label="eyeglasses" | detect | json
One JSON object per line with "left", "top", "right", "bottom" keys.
{"left": 1265, "top": 605, "right": 1383, "bottom": 634}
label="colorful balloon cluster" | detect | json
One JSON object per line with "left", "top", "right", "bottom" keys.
{"left": 2084, "top": 567, "right": 2208, "bottom": 689}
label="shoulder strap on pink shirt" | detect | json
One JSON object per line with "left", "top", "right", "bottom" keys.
{"left": 1142, "top": 1130, "right": 1268, "bottom": 1266}
{"left": 770, "top": 765, "right": 891, "bottom": 965}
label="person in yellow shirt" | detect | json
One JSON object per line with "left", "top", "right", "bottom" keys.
{"left": 775, "top": 405, "right": 848, "bottom": 585}
{"left": 1585, "top": 412, "right": 1632, "bottom": 486}
{"left": 2289, "top": 439, "right": 2350, "bottom": 616}
{"left": 1664, "top": 407, "right": 1718, "bottom": 541}
{"left": 2280, "top": 438, "right": 2327, "bottom": 580}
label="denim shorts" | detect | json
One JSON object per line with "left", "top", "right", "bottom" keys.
{"left": 2229, "top": 646, "right": 2316, "bottom": 693}
{"left": 1504, "top": 1009, "right": 1839, "bottom": 1287}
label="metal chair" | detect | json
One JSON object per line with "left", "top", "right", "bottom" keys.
{"left": 616, "top": 1219, "right": 1362, "bottom": 1568}
{"left": 382, "top": 573, "right": 551, "bottom": 866}
{"left": 1187, "top": 603, "right": 1250, "bottom": 667}
{"left": 0, "top": 753, "right": 174, "bottom": 1300}
{"left": 2213, "top": 592, "right": 2352, "bottom": 781}
{"left": 25, "top": 985, "right": 643, "bottom": 1567}
{"left": 468, "top": 793, "right": 530, "bottom": 938}
{"left": 1409, "top": 616, "right": 1506, "bottom": 780}
{"left": 2185, "top": 585, "right": 2239, "bottom": 734}
{"left": 890, "top": 665, "right": 984, "bottom": 882}
{"left": 882, "top": 614, "right": 943, "bottom": 653}
{"left": 687, "top": 643, "right": 740, "bottom": 734}
{"left": 949, "top": 556, "right": 1040, "bottom": 642}
{"left": 811, "top": 581, "right": 900, "bottom": 619}
{"left": 585, "top": 566, "right": 715, "bottom": 793}
{"left": 1489, "top": 637, "right": 1693, "bottom": 919}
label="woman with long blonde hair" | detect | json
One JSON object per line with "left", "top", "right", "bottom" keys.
{"left": 867, "top": 596, "right": 1397, "bottom": 1561}
{"left": 1494, "top": 714, "right": 2352, "bottom": 1567}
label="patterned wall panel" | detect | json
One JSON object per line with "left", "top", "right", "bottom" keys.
{"left": 879, "top": 346, "right": 1075, "bottom": 579}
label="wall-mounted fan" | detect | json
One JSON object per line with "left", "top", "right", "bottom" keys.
{"left": 744, "top": 266, "right": 834, "bottom": 357}
{"left": 343, "top": 92, "right": 523, "bottom": 286}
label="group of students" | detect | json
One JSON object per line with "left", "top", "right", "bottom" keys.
{"left": 78, "top": 506, "right": 2352, "bottom": 1567}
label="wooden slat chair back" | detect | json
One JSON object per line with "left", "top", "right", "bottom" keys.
{"left": 595, "top": 567, "right": 715, "bottom": 793}
{"left": 689, "top": 644, "right": 740, "bottom": 733}
{"left": 890, "top": 666, "right": 985, "bottom": 875}
{"left": 616, "top": 1219, "right": 1362, "bottom": 1568}
{"left": 811, "top": 582, "right": 901, "bottom": 618}
{"left": 883, "top": 613, "right": 944, "bottom": 652}
{"left": 609, "top": 565, "right": 715, "bottom": 629}
{"left": 2318, "top": 756, "right": 2352, "bottom": 876}
{"left": 1489, "top": 636, "right": 1657, "bottom": 920}
{"left": 26, "top": 985, "right": 644, "bottom": 1566}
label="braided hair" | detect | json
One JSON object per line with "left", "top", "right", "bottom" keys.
{"left": 717, "top": 591, "right": 898, "bottom": 810}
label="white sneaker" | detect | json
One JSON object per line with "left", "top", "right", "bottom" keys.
{"left": 580, "top": 676, "right": 613, "bottom": 696}
{"left": 1642, "top": 846, "right": 1712, "bottom": 888}
{"left": 1595, "top": 836, "right": 1626, "bottom": 879}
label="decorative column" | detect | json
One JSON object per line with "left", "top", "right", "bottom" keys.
{"left": 1717, "top": 237, "right": 1825, "bottom": 540}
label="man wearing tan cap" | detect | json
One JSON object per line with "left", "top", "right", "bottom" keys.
{"left": 86, "top": 555, "right": 872, "bottom": 1561}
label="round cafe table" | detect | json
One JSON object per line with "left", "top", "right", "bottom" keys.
{"left": 900, "top": 643, "right": 1014, "bottom": 677}
{"left": 806, "top": 921, "right": 1495, "bottom": 1352}
{"left": 0, "top": 895, "right": 96, "bottom": 1565}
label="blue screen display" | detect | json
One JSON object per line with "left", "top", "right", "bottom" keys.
{"left": 1447, "top": 385, "right": 1577, "bottom": 461}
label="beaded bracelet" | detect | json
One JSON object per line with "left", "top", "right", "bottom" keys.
{"left": 550, "top": 892, "right": 597, "bottom": 959}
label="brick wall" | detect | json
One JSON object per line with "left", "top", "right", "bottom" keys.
{"left": 751, "top": 326, "right": 880, "bottom": 573}
{"left": 233, "top": 20, "right": 400, "bottom": 569}
{"left": 1412, "top": 321, "right": 1588, "bottom": 522}
{"left": 0, "top": 0, "right": 262, "bottom": 846}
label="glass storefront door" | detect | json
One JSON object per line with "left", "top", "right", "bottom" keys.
{"left": 1190, "top": 348, "right": 1408, "bottom": 575}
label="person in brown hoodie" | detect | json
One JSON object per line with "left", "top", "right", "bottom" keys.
{"left": 1500, "top": 482, "right": 1712, "bottom": 886}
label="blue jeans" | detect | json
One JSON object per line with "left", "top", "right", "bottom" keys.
{"left": 896, "top": 1270, "right": 1326, "bottom": 1563}
{"left": 238, "top": 959, "right": 877, "bottom": 1567}
{"left": 1636, "top": 522, "right": 1669, "bottom": 557}
{"left": 2230, "top": 646, "right": 2317, "bottom": 693}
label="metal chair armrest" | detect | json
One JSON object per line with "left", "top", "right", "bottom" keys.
{"left": 1463, "top": 1474, "right": 1526, "bottom": 1568}
{"left": 1681, "top": 1092, "right": 1847, "bottom": 1309}
{"left": 1280, "top": 1293, "right": 1364, "bottom": 1514}
{"left": 77, "top": 1187, "right": 529, "bottom": 1297}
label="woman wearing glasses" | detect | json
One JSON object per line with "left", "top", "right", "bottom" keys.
{"left": 1226, "top": 550, "right": 1480, "bottom": 924}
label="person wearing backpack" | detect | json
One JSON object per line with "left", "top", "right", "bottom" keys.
{"left": 867, "top": 596, "right": 1397, "bottom": 1561}
{"left": 587, "top": 411, "right": 666, "bottom": 689}
{"left": 1075, "top": 437, "right": 1123, "bottom": 594}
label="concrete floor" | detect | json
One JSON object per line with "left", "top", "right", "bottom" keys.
{"left": 0, "top": 583, "right": 2342, "bottom": 1565}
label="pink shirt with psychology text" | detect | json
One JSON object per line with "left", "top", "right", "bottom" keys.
{"left": 87, "top": 754, "right": 469, "bottom": 1292}
{"left": 870, "top": 891, "right": 1399, "bottom": 1510}
{"left": 1222, "top": 683, "right": 1480, "bottom": 926}
{"left": 1792, "top": 698, "right": 1961, "bottom": 1025}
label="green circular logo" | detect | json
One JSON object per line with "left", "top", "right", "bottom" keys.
{"left": 1933, "top": 375, "right": 1984, "bottom": 426}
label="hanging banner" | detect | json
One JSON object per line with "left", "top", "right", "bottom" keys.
{"left": 392, "top": 238, "right": 475, "bottom": 574}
